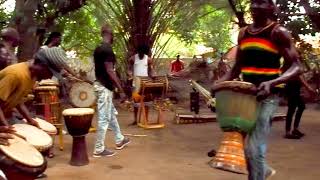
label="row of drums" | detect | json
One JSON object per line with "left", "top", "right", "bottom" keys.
{"left": 0, "top": 78, "right": 97, "bottom": 179}
{"left": 0, "top": 109, "right": 95, "bottom": 180}
{"left": 0, "top": 118, "right": 56, "bottom": 180}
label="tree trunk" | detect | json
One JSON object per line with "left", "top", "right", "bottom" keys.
{"left": 15, "top": 0, "right": 39, "bottom": 61}
{"left": 128, "top": 0, "right": 152, "bottom": 56}
{"left": 300, "top": 0, "right": 320, "bottom": 31}
{"left": 228, "top": 0, "right": 247, "bottom": 28}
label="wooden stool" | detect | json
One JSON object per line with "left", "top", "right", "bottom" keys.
{"left": 137, "top": 96, "right": 165, "bottom": 129}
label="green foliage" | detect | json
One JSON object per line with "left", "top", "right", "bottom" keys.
{"left": 0, "top": 1, "right": 12, "bottom": 29}
{"left": 56, "top": 6, "right": 100, "bottom": 61}
{"left": 277, "top": 0, "right": 319, "bottom": 38}
{"left": 172, "top": 4, "right": 233, "bottom": 52}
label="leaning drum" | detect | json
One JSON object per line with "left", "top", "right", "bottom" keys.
{"left": 13, "top": 124, "right": 53, "bottom": 153}
{"left": 0, "top": 135, "right": 47, "bottom": 180}
{"left": 33, "top": 117, "right": 57, "bottom": 135}
{"left": 69, "top": 82, "right": 96, "bottom": 108}
{"left": 210, "top": 81, "right": 259, "bottom": 174}
{"left": 63, "top": 108, "right": 94, "bottom": 166}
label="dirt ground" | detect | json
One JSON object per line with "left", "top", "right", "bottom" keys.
{"left": 44, "top": 104, "right": 320, "bottom": 180}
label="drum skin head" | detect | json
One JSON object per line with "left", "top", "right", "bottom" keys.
{"left": 38, "top": 79, "right": 59, "bottom": 86}
{"left": 62, "top": 108, "right": 95, "bottom": 116}
{"left": 212, "top": 81, "right": 257, "bottom": 95}
{"left": 0, "top": 135, "right": 44, "bottom": 167}
{"left": 69, "top": 82, "right": 96, "bottom": 108}
{"left": 12, "top": 124, "right": 53, "bottom": 151}
{"left": 33, "top": 118, "right": 57, "bottom": 134}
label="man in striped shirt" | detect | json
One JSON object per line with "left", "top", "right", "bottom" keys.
{"left": 214, "top": 0, "right": 302, "bottom": 179}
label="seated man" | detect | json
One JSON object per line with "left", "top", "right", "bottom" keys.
{"left": 127, "top": 45, "right": 155, "bottom": 125}
{"left": 170, "top": 54, "right": 184, "bottom": 75}
{"left": 0, "top": 58, "right": 53, "bottom": 126}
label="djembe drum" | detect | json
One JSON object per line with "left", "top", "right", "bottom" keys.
{"left": 13, "top": 124, "right": 53, "bottom": 153}
{"left": 0, "top": 135, "right": 47, "bottom": 180}
{"left": 69, "top": 82, "right": 96, "bottom": 108}
{"left": 32, "top": 117, "right": 57, "bottom": 135}
{"left": 35, "top": 80, "right": 64, "bottom": 151}
{"left": 63, "top": 108, "right": 94, "bottom": 166}
{"left": 210, "top": 81, "right": 259, "bottom": 174}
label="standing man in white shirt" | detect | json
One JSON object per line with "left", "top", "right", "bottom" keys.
{"left": 127, "top": 45, "right": 155, "bottom": 125}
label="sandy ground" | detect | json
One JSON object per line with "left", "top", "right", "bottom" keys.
{"left": 44, "top": 105, "right": 320, "bottom": 180}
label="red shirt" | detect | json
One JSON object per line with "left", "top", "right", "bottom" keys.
{"left": 170, "top": 60, "right": 184, "bottom": 73}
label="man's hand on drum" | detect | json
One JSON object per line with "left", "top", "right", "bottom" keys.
{"left": 28, "top": 119, "right": 40, "bottom": 128}
{"left": 257, "top": 80, "right": 273, "bottom": 101}
{"left": 0, "top": 126, "right": 15, "bottom": 146}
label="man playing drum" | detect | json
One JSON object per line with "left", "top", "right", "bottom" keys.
{"left": 92, "top": 24, "right": 130, "bottom": 157}
{"left": 127, "top": 45, "right": 155, "bottom": 125}
{"left": 214, "top": 0, "right": 301, "bottom": 179}
{"left": 0, "top": 58, "right": 53, "bottom": 127}
{"left": 35, "top": 47, "right": 92, "bottom": 102}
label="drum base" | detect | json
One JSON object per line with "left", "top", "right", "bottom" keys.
{"left": 3, "top": 171, "right": 37, "bottom": 180}
{"left": 70, "top": 136, "right": 89, "bottom": 166}
{"left": 209, "top": 131, "right": 248, "bottom": 174}
{"left": 138, "top": 123, "right": 165, "bottom": 129}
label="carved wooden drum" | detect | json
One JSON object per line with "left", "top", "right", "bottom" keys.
{"left": 212, "top": 81, "right": 259, "bottom": 133}
{"left": 63, "top": 108, "right": 94, "bottom": 166}
{"left": 210, "top": 81, "right": 259, "bottom": 174}
{"left": 0, "top": 135, "right": 47, "bottom": 180}
{"left": 34, "top": 86, "right": 59, "bottom": 104}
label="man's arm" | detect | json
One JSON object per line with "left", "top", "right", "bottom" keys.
{"left": 215, "top": 47, "right": 242, "bottom": 83}
{"left": 170, "top": 61, "right": 174, "bottom": 73}
{"left": 0, "top": 75, "right": 18, "bottom": 125}
{"left": 16, "top": 103, "right": 39, "bottom": 127}
{"left": 148, "top": 57, "right": 155, "bottom": 78}
{"left": 105, "top": 62, "right": 125, "bottom": 94}
{"left": 0, "top": 126, "right": 15, "bottom": 146}
{"left": 214, "top": 28, "right": 247, "bottom": 83}
{"left": 127, "top": 56, "right": 134, "bottom": 80}
{"left": 267, "top": 26, "right": 302, "bottom": 88}
{"left": 0, "top": 106, "right": 9, "bottom": 126}
{"left": 299, "top": 75, "right": 315, "bottom": 93}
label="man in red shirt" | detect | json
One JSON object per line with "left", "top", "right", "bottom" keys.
{"left": 170, "top": 55, "right": 184, "bottom": 74}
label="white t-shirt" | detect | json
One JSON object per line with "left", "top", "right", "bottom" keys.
{"left": 133, "top": 54, "right": 148, "bottom": 77}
